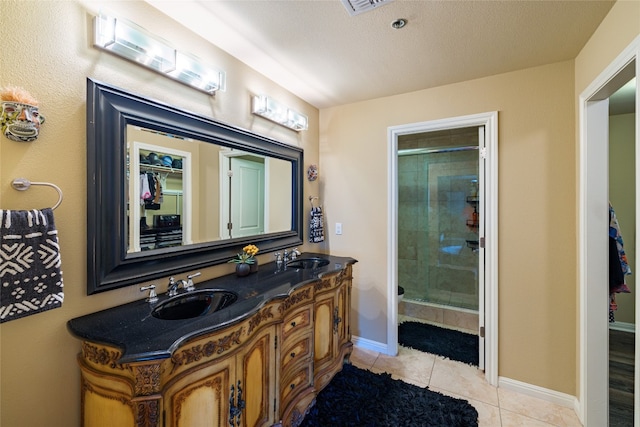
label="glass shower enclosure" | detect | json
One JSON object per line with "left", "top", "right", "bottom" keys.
{"left": 398, "top": 129, "right": 480, "bottom": 312}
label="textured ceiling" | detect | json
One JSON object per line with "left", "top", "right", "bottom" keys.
{"left": 147, "top": 0, "right": 616, "bottom": 109}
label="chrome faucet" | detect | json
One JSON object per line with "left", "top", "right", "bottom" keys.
{"left": 167, "top": 277, "right": 181, "bottom": 297}
{"left": 168, "top": 272, "right": 201, "bottom": 296}
{"left": 284, "top": 248, "right": 301, "bottom": 264}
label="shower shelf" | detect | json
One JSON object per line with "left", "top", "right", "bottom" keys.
{"left": 466, "top": 196, "right": 479, "bottom": 229}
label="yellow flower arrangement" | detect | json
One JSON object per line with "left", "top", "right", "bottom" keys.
{"left": 228, "top": 244, "right": 259, "bottom": 264}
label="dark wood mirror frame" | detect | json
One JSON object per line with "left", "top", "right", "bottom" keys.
{"left": 87, "top": 78, "right": 304, "bottom": 294}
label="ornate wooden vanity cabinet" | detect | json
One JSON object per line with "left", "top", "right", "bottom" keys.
{"left": 75, "top": 264, "right": 353, "bottom": 427}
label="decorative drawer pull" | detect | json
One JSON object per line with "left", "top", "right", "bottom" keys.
{"left": 290, "top": 383, "right": 295, "bottom": 390}
{"left": 291, "top": 321, "right": 296, "bottom": 327}
{"left": 333, "top": 307, "right": 342, "bottom": 333}
{"left": 290, "top": 352, "right": 296, "bottom": 358}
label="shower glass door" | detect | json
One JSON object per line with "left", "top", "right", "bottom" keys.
{"left": 398, "top": 140, "right": 480, "bottom": 311}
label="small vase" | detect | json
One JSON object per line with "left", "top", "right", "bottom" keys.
{"left": 236, "top": 263, "right": 251, "bottom": 277}
{"left": 250, "top": 259, "right": 259, "bottom": 273}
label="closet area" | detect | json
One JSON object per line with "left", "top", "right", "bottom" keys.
{"left": 608, "top": 77, "right": 636, "bottom": 427}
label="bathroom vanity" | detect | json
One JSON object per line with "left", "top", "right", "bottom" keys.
{"left": 68, "top": 254, "right": 356, "bottom": 427}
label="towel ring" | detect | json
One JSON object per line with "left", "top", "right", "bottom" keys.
{"left": 309, "top": 196, "right": 319, "bottom": 208}
{"left": 11, "top": 178, "right": 63, "bottom": 210}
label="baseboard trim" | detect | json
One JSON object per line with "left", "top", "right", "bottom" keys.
{"left": 498, "top": 376, "right": 578, "bottom": 409}
{"left": 352, "top": 335, "right": 393, "bottom": 355}
{"left": 609, "top": 321, "right": 635, "bottom": 333}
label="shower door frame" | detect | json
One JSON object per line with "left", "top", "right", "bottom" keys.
{"left": 388, "top": 111, "right": 499, "bottom": 386}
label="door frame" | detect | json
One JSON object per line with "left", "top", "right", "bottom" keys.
{"left": 579, "top": 35, "right": 639, "bottom": 426}
{"left": 387, "top": 111, "right": 499, "bottom": 386}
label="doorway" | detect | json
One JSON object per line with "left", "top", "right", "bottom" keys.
{"left": 396, "top": 129, "right": 482, "bottom": 365}
{"left": 220, "top": 152, "right": 266, "bottom": 239}
{"left": 579, "top": 37, "right": 639, "bottom": 426}
{"left": 388, "top": 112, "right": 498, "bottom": 386}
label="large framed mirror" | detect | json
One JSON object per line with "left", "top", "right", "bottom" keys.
{"left": 87, "top": 78, "right": 303, "bottom": 294}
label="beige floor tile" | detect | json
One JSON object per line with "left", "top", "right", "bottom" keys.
{"left": 501, "top": 409, "right": 559, "bottom": 426}
{"left": 498, "top": 388, "right": 582, "bottom": 427}
{"left": 429, "top": 356, "right": 499, "bottom": 406}
{"left": 370, "top": 345, "right": 435, "bottom": 385}
{"left": 350, "top": 346, "right": 379, "bottom": 370}
{"left": 431, "top": 387, "right": 502, "bottom": 427}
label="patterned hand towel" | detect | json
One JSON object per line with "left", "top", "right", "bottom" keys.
{"left": 0, "top": 208, "right": 64, "bottom": 323}
{"left": 310, "top": 206, "right": 325, "bottom": 243}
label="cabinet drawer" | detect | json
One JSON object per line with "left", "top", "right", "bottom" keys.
{"left": 282, "top": 306, "right": 312, "bottom": 340}
{"left": 281, "top": 333, "right": 312, "bottom": 373}
{"left": 280, "top": 360, "right": 313, "bottom": 405}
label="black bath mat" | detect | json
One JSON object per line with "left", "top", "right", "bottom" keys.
{"left": 399, "top": 321, "right": 479, "bottom": 366}
{"left": 300, "top": 363, "right": 478, "bottom": 427}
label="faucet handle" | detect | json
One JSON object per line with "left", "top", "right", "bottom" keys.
{"left": 140, "top": 285, "right": 158, "bottom": 303}
{"left": 291, "top": 248, "right": 299, "bottom": 260}
{"left": 185, "top": 272, "right": 201, "bottom": 291}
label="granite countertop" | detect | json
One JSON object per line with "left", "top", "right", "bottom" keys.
{"left": 67, "top": 253, "right": 356, "bottom": 364}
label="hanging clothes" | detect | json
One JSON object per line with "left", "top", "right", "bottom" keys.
{"left": 609, "top": 203, "right": 632, "bottom": 322}
{"left": 143, "top": 172, "right": 162, "bottom": 210}
{"left": 140, "top": 173, "right": 151, "bottom": 204}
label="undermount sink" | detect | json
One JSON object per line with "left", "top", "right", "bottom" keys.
{"left": 286, "top": 257, "right": 330, "bottom": 270}
{"left": 152, "top": 289, "right": 238, "bottom": 320}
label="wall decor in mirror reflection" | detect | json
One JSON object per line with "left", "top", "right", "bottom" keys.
{"left": 93, "top": 13, "right": 226, "bottom": 94}
{"left": 87, "top": 79, "right": 303, "bottom": 294}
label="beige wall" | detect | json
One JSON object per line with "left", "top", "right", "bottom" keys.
{"left": 0, "top": 1, "right": 319, "bottom": 426}
{"left": 320, "top": 60, "right": 578, "bottom": 394}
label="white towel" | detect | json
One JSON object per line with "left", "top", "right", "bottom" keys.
{"left": 309, "top": 206, "right": 325, "bottom": 243}
{"left": 0, "top": 208, "right": 64, "bottom": 323}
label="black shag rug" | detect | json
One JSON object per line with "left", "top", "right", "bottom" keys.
{"left": 399, "top": 321, "right": 479, "bottom": 366}
{"left": 300, "top": 363, "right": 478, "bottom": 427}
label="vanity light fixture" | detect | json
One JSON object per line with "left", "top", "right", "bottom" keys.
{"left": 252, "top": 95, "right": 308, "bottom": 131}
{"left": 93, "top": 13, "right": 225, "bottom": 95}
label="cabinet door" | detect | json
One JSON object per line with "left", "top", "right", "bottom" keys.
{"left": 313, "top": 290, "right": 337, "bottom": 390}
{"left": 237, "top": 325, "right": 277, "bottom": 427}
{"left": 335, "top": 280, "right": 350, "bottom": 349}
{"left": 164, "top": 356, "right": 235, "bottom": 427}
{"left": 81, "top": 368, "right": 136, "bottom": 427}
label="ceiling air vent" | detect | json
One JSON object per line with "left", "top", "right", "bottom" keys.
{"left": 341, "top": 0, "right": 394, "bottom": 16}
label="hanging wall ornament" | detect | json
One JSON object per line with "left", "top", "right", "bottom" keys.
{"left": 307, "top": 164, "right": 318, "bottom": 181}
{"left": 1, "top": 86, "right": 45, "bottom": 142}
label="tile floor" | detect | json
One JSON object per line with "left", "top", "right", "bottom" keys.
{"left": 350, "top": 345, "right": 584, "bottom": 427}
